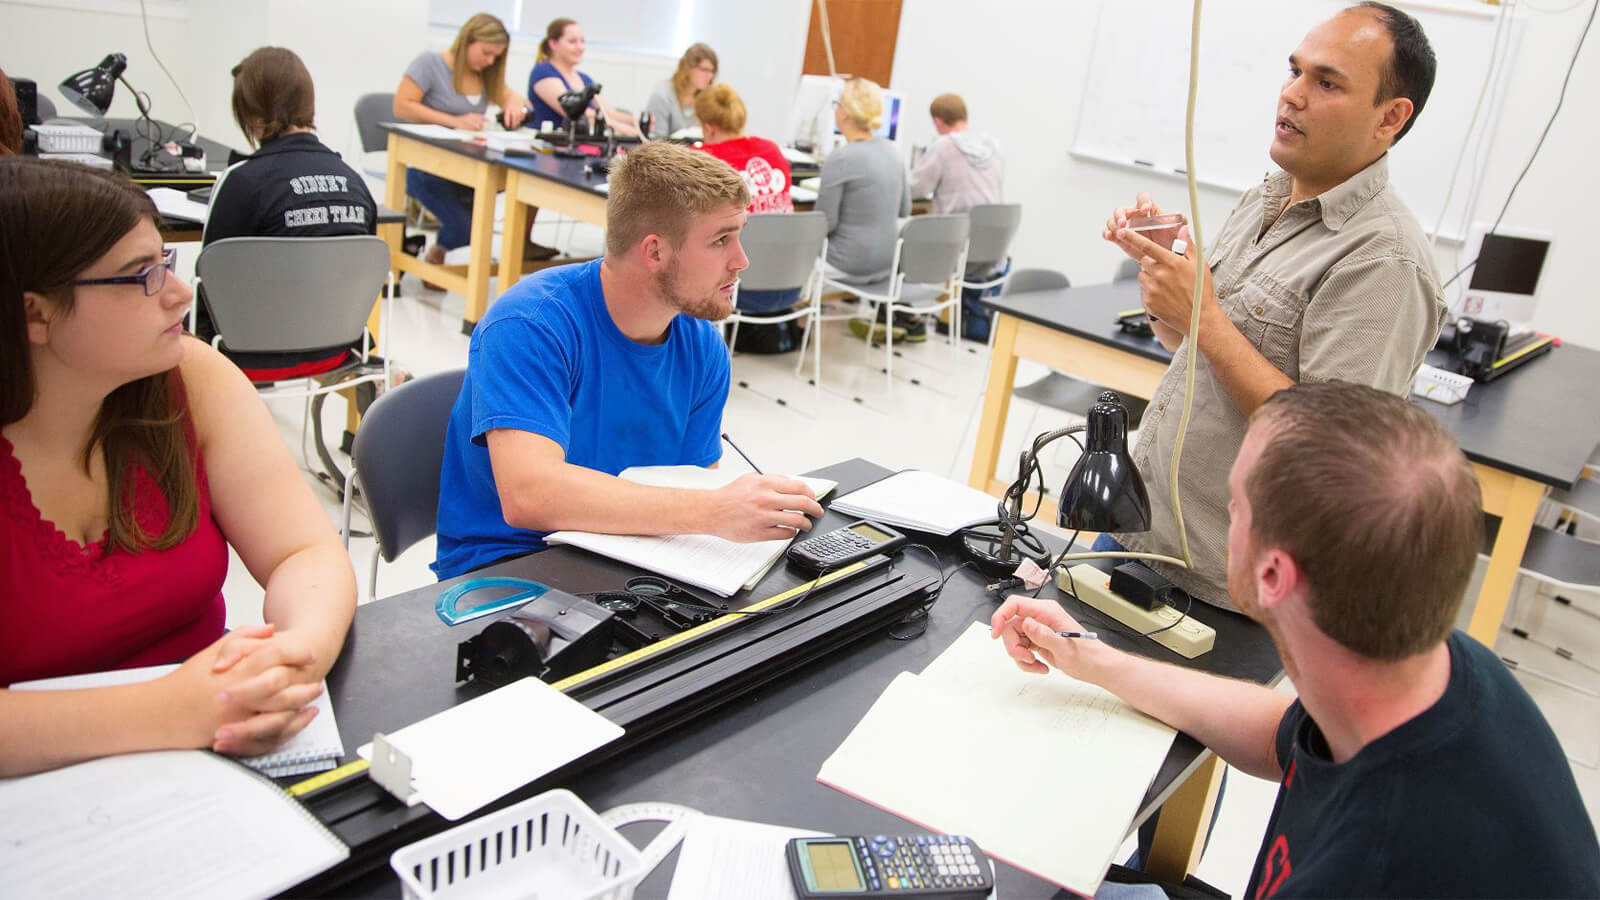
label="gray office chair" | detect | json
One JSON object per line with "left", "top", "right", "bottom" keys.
{"left": 726, "top": 212, "right": 828, "bottom": 388}
{"left": 195, "top": 235, "right": 394, "bottom": 468}
{"left": 342, "top": 368, "right": 466, "bottom": 597}
{"left": 959, "top": 203, "right": 1023, "bottom": 289}
{"left": 36, "top": 92, "right": 57, "bottom": 120}
{"left": 1008, "top": 268, "right": 1147, "bottom": 432}
{"left": 354, "top": 92, "right": 395, "bottom": 154}
{"left": 818, "top": 215, "right": 970, "bottom": 393}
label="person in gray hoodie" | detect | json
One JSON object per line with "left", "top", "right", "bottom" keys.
{"left": 910, "top": 93, "right": 1004, "bottom": 215}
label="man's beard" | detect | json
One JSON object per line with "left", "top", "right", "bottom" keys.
{"left": 656, "top": 257, "right": 732, "bottom": 321}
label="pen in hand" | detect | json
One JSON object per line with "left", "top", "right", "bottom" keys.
{"left": 1056, "top": 631, "right": 1099, "bottom": 640}
{"left": 720, "top": 433, "right": 763, "bottom": 474}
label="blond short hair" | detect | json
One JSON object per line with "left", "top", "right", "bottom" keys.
{"left": 693, "top": 83, "right": 746, "bottom": 135}
{"left": 606, "top": 141, "right": 750, "bottom": 257}
{"left": 837, "top": 78, "right": 884, "bottom": 132}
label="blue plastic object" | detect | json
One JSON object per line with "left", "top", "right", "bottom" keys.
{"left": 435, "top": 577, "right": 551, "bottom": 626}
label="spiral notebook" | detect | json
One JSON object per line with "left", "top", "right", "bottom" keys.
{"left": 12, "top": 664, "right": 345, "bottom": 778}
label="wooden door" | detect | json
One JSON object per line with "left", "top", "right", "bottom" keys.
{"left": 803, "top": 0, "right": 903, "bottom": 87}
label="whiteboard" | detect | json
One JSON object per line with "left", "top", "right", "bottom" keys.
{"left": 1071, "top": 0, "right": 1522, "bottom": 240}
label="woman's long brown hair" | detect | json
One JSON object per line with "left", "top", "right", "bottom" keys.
{"left": 0, "top": 157, "right": 198, "bottom": 552}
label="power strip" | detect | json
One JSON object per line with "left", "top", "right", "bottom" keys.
{"left": 1057, "top": 564, "right": 1215, "bottom": 658}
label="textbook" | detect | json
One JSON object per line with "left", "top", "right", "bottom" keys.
{"left": 13, "top": 664, "right": 345, "bottom": 778}
{"left": 545, "top": 465, "right": 836, "bottom": 597}
{"left": 0, "top": 750, "right": 347, "bottom": 898}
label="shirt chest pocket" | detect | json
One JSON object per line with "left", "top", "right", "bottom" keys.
{"left": 1225, "top": 271, "right": 1306, "bottom": 377}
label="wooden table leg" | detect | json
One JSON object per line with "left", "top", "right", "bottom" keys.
{"left": 497, "top": 170, "right": 529, "bottom": 300}
{"left": 460, "top": 161, "right": 503, "bottom": 335}
{"left": 968, "top": 313, "right": 1020, "bottom": 491}
{"left": 1145, "top": 754, "right": 1225, "bottom": 883}
{"left": 383, "top": 134, "right": 408, "bottom": 292}
{"left": 1467, "top": 472, "right": 1545, "bottom": 645}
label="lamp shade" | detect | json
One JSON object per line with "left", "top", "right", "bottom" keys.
{"left": 59, "top": 53, "right": 126, "bottom": 116}
{"left": 1058, "top": 391, "right": 1152, "bottom": 533}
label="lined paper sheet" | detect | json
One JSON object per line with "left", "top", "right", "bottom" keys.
{"left": 546, "top": 466, "right": 837, "bottom": 597}
{"left": 667, "top": 815, "right": 825, "bottom": 900}
{"left": 358, "top": 676, "right": 623, "bottom": 820}
{"left": 0, "top": 750, "right": 346, "bottom": 900}
{"left": 817, "top": 623, "right": 1176, "bottom": 896}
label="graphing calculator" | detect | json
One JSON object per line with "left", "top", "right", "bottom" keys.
{"left": 786, "top": 520, "right": 908, "bottom": 572}
{"left": 786, "top": 834, "right": 994, "bottom": 898}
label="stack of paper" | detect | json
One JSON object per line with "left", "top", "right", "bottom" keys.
{"left": 829, "top": 470, "right": 1000, "bottom": 535}
{"left": 546, "top": 466, "right": 837, "bottom": 597}
{"left": 817, "top": 623, "right": 1177, "bottom": 895}
{"left": 358, "top": 677, "right": 623, "bottom": 820}
{"left": 146, "top": 187, "right": 210, "bottom": 224}
{"left": 14, "top": 665, "right": 344, "bottom": 778}
{"left": 0, "top": 750, "right": 347, "bottom": 899}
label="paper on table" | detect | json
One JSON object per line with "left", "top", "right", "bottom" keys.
{"left": 816, "top": 623, "right": 1176, "bottom": 896}
{"left": 0, "top": 750, "right": 346, "bottom": 900}
{"left": 147, "top": 187, "right": 210, "bottom": 224}
{"left": 13, "top": 664, "right": 344, "bottom": 779}
{"left": 667, "top": 814, "right": 826, "bottom": 900}
{"left": 391, "top": 123, "right": 480, "bottom": 141}
{"left": 358, "top": 676, "right": 623, "bottom": 820}
{"left": 829, "top": 470, "right": 1000, "bottom": 536}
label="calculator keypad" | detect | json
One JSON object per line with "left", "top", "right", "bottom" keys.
{"left": 807, "top": 530, "right": 876, "bottom": 562}
{"left": 857, "top": 834, "right": 988, "bottom": 892}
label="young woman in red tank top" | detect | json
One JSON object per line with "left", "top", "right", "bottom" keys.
{"left": 0, "top": 158, "right": 356, "bottom": 777}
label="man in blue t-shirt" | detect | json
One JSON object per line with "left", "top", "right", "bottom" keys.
{"left": 434, "top": 141, "right": 824, "bottom": 579}
{"left": 993, "top": 381, "right": 1600, "bottom": 897}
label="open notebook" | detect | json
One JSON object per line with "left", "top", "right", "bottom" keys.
{"left": 14, "top": 664, "right": 344, "bottom": 778}
{"left": 545, "top": 465, "right": 836, "bottom": 597}
{"left": 817, "top": 623, "right": 1177, "bottom": 895}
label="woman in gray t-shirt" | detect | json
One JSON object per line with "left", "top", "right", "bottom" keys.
{"left": 643, "top": 43, "right": 717, "bottom": 138}
{"left": 818, "top": 78, "right": 910, "bottom": 279}
{"left": 394, "top": 13, "right": 531, "bottom": 263}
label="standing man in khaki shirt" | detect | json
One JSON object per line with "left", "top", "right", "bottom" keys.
{"left": 1098, "top": 2, "right": 1449, "bottom": 612}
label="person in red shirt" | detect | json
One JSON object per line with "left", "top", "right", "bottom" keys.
{"left": 694, "top": 83, "right": 792, "bottom": 215}
{"left": 0, "top": 158, "right": 356, "bottom": 777}
{"left": 692, "top": 83, "right": 798, "bottom": 317}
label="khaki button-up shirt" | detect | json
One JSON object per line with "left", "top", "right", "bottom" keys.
{"left": 1117, "top": 155, "right": 1447, "bottom": 611}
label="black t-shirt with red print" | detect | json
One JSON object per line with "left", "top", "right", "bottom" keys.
{"left": 1246, "top": 631, "right": 1600, "bottom": 899}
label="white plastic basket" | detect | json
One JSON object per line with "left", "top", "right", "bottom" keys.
{"left": 30, "top": 123, "right": 103, "bottom": 154}
{"left": 391, "top": 788, "right": 646, "bottom": 900}
{"left": 1412, "top": 363, "right": 1473, "bottom": 405}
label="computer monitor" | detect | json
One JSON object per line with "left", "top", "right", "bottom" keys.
{"left": 833, "top": 88, "right": 903, "bottom": 142}
{"left": 1461, "top": 224, "right": 1552, "bottom": 325}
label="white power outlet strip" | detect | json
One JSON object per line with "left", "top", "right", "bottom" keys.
{"left": 1057, "top": 564, "right": 1215, "bottom": 658}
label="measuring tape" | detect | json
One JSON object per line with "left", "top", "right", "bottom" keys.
{"left": 287, "top": 758, "right": 370, "bottom": 797}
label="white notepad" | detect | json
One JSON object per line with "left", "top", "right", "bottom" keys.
{"left": 828, "top": 469, "right": 1000, "bottom": 536}
{"left": 13, "top": 664, "right": 345, "bottom": 778}
{"left": 817, "top": 623, "right": 1177, "bottom": 895}
{"left": 545, "top": 466, "right": 837, "bottom": 597}
{"left": 0, "top": 750, "right": 347, "bottom": 899}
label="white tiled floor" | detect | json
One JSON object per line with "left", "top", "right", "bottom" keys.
{"left": 219, "top": 218, "right": 1599, "bottom": 897}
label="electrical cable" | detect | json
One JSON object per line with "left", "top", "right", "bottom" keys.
{"left": 887, "top": 544, "right": 973, "bottom": 641}
{"left": 138, "top": 0, "right": 200, "bottom": 134}
{"left": 1442, "top": 0, "right": 1599, "bottom": 291}
{"left": 1428, "top": 0, "right": 1512, "bottom": 255}
{"left": 815, "top": 0, "right": 839, "bottom": 77}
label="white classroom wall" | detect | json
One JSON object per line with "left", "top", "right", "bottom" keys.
{"left": 3, "top": 0, "right": 1595, "bottom": 348}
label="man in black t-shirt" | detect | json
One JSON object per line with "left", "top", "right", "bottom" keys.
{"left": 993, "top": 380, "right": 1600, "bottom": 898}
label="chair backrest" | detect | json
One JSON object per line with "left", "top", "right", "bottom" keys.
{"left": 738, "top": 212, "right": 827, "bottom": 292}
{"left": 354, "top": 93, "right": 395, "bottom": 154}
{"left": 352, "top": 368, "right": 466, "bottom": 562}
{"left": 36, "top": 93, "right": 57, "bottom": 120}
{"left": 964, "top": 204, "right": 1022, "bottom": 269}
{"left": 897, "top": 214, "right": 970, "bottom": 284}
{"left": 1003, "top": 268, "right": 1071, "bottom": 295}
{"left": 1114, "top": 258, "right": 1141, "bottom": 283}
{"left": 196, "top": 235, "right": 389, "bottom": 354}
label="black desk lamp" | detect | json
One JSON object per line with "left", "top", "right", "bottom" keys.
{"left": 59, "top": 53, "right": 128, "bottom": 118}
{"left": 961, "top": 391, "right": 1151, "bottom": 573}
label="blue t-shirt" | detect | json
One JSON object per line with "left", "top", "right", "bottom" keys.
{"left": 527, "top": 61, "right": 594, "bottom": 131}
{"left": 432, "top": 259, "right": 731, "bottom": 579}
